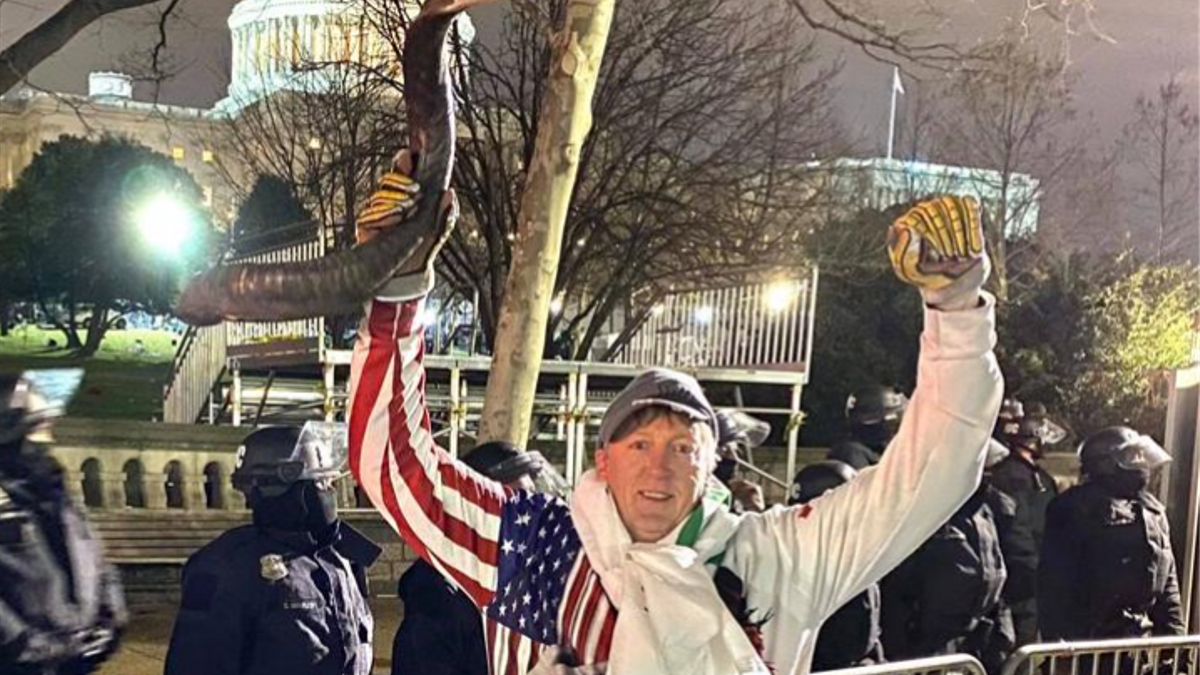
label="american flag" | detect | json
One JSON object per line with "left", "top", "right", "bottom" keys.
{"left": 351, "top": 297, "right": 617, "bottom": 672}
{"left": 487, "top": 492, "right": 581, "bottom": 643}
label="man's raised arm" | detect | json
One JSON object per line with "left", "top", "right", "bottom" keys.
{"left": 729, "top": 197, "right": 1004, "bottom": 651}
{"left": 347, "top": 156, "right": 507, "bottom": 608}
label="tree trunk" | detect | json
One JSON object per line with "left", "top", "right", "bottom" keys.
{"left": 78, "top": 304, "right": 110, "bottom": 357}
{"left": 57, "top": 299, "right": 84, "bottom": 351}
{"left": 477, "top": 0, "right": 616, "bottom": 445}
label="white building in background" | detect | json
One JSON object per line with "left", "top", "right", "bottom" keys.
{"left": 813, "top": 157, "right": 1042, "bottom": 238}
{"left": 0, "top": 73, "right": 235, "bottom": 220}
{"left": 0, "top": 0, "right": 475, "bottom": 226}
{"left": 218, "top": 0, "right": 473, "bottom": 112}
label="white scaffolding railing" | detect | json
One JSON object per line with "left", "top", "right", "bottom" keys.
{"left": 162, "top": 324, "right": 227, "bottom": 424}
{"left": 224, "top": 239, "right": 326, "bottom": 347}
{"left": 815, "top": 654, "right": 987, "bottom": 675}
{"left": 617, "top": 269, "right": 818, "bottom": 373}
{"left": 162, "top": 237, "right": 325, "bottom": 424}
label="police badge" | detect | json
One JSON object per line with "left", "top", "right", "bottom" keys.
{"left": 259, "top": 554, "right": 289, "bottom": 581}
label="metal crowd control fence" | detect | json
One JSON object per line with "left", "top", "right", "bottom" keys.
{"left": 815, "top": 654, "right": 988, "bottom": 675}
{"left": 1001, "top": 636, "right": 1200, "bottom": 675}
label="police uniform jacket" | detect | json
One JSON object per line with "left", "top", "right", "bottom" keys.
{"left": 1038, "top": 483, "right": 1184, "bottom": 640}
{"left": 392, "top": 559, "right": 489, "bottom": 675}
{"left": 0, "top": 477, "right": 126, "bottom": 675}
{"left": 881, "top": 488, "right": 1014, "bottom": 671}
{"left": 989, "top": 454, "right": 1057, "bottom": 604}
{"left": 164, "top": 521, "right": 380, "bottom": 675}
{"left": 812, "top": 584, "right": 885, "bottom": 671}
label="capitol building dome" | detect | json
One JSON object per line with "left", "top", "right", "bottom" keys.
{"left": 220, "top": 0, "right": 474, "bottom": 111}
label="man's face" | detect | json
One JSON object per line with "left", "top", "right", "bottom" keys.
{"left": 596, "top": 414, "right": 716, "bottom": 543}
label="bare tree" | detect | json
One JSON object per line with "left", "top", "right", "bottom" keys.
{"left": 1120, "top": 77, "right": 1200, "bottom": 264}
{"left": 365, "top": 0, "right": 845, "bottom": 361}
{"left": 926, "top": 38, "right": 1081, "bottom": 299}
{"left": 210, "top": 63, "right": 401, "bottom": 253}
{"left": 0, "top": 0, "right": 179, "bottom": 95}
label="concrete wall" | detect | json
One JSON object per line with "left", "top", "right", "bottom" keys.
{"left": 49, "top": 418, "right": 1083, "bottom": 604}
{"left": 50, "top": 417, "right": 1083, "bottom": 514}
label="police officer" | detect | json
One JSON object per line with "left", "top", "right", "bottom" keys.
{"left": 391, "top": 442, "right": 549, "bottom": 675}
{"left": 0, "top": 370, "right": 126, "bottom": 675}
{"left": 1038, "top": 427, "right": 1184, "bottom": 640}
{"left": 790, "top": 460, "right": 885, "bottom": 670}
{"left": 988, "top": 398, "right": 1064, "bottom": 645}
{"left": 165, "top": 423, "right": 380, "bottom": 675}
{"left": 713, "top": 409, "right": 770, "bottom": 487}
{"left": 881, "top": 448, "right": 1014, "bottom": 674}
{"left": 827, "top": 385, "right": 907, "bottom": 470}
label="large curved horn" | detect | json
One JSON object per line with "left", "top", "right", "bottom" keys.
{"left": 176, "top": 0, "right": 474, "bottom": 326}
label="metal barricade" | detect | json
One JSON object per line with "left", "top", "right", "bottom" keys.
{"left": 1001, "top": 636, "right": 1200, "bottom": 675}
{"left": 816, "top": 654, "right": 988, "bottom": 675}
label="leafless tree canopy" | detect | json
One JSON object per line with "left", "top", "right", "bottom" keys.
{"left": 212, "top": 64, "right": 401, "bottom": 252}
{"left": 362, "top": 0, "right": 846, "bottom": 358}
{"left": 0, "top": 0, "right": 180, "bottom": 96}
{"left": 900, "top": 38, "right": 1081, "bottom": 299}
{"left": 1120, "top": 77, "right": 1200, "bottom": 264}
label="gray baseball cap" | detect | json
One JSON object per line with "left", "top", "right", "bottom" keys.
{"left": 598, "top": 368, "right": 718, "bottom": 445}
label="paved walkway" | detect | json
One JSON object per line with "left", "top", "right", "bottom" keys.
{"left": 98, "top": 597, "right": 403, "bottom": 675}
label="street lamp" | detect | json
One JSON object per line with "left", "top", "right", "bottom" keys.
{"left": 134, "top": 193, "right": 196, "bottom": 258}
{"left": 764, "top": 279, "right": 799, "bottom": 313}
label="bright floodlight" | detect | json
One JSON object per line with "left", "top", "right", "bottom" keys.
{"left": 764, "top": 280, "right": 798, "bottom": 313}
{"left": 135, "top": 194, "right": 194, "bottom": 257}
{"left": 419, "top": 306, "right": 439, "bottom": 327}
{"left": 694, "top": 305, "right": 714, "bottom": 325}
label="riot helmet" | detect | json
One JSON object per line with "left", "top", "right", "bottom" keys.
{"left": 713, "top": 410, "right": 771, "bottom": 484}
{"left": 462, "top": 441, "right": 567, "bottom": 495}
{"left": 233, "top": 422, "right": 349, "bottom": 537}
{"left": 0, "top": 370, "right": 82, "bottom": 490}
{"left": 994, "top": 398, "right": 1065, "bottom": 457}
{"left": 1078, "top": 426, "right": 1171, "bottom": 479}
{"left": 846, "top": 385, "right": 907, "bottom": 452}
{"left": 0, "top": 369, "right": 82, "bottom": 447}
{"left": 232, "top": 422, "right": 347, "bottom": 498}
{"left": 789, "top": 460, "right": 858, "bottom": 506}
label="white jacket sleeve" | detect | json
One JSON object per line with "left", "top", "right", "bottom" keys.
{"left": 726, "top": 294, "right": 1003, "bottom": 670}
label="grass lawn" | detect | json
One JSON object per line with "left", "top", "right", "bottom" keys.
{"left": 0, "top": 325, "right": 179, "bottom": 420}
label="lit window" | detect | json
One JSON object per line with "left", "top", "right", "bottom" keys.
{"left": 172, "top": 147, "right": 185, "bottom": 160}
{"left": 203, "top": 186, "right": 214, "bottom": 207}
{"left": 202, "top": 150, "right": 214, "bottom": 163}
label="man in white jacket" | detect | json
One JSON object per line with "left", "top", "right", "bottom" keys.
{"left": 350, "top": 161, "right": 1003, "bottom": 675}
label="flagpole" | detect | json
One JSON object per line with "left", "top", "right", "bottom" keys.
{"left": 887, "top": 66, "right": 900, "bottom": 160}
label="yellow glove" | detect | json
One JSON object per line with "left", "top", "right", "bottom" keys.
{"left": 887, "top": 195, "right": 984, "bottom": 289}
{"left": 887, "top": 195, "right": 989, "bottom": 310}
{"left": 356, "top": 150, "right": 421, "bottom": 245}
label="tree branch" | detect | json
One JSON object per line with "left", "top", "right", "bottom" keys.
{"left": 0, "top": 0, "right": 162, "bottom": 95}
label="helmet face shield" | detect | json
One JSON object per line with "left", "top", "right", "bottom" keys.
{"left": 233, "top": 421, "right": 349, "bottom": 496}
{"left": 985, "top": 439, "right": 1011, "bottom": 468}
{"left": 0, "top": 369, "right": 83, "bottom": 444}
{"left": 847, "top": 389, "right": 908, "bottom": 425}
{"left": 1112, "top": 434, "right": 1171, "bottom": 472}
{"left": 531, "top": 462, "right": 570, "bottom": 498}
{"left": 294, "top": 421, "right": 349, "bottom": 478}
{"left": 1029, "top": 417, "right": 1067, "bottom": 446}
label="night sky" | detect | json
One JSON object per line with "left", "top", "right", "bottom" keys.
{"left": 2, "top": 0, "right": 1197, "bottom": 148}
